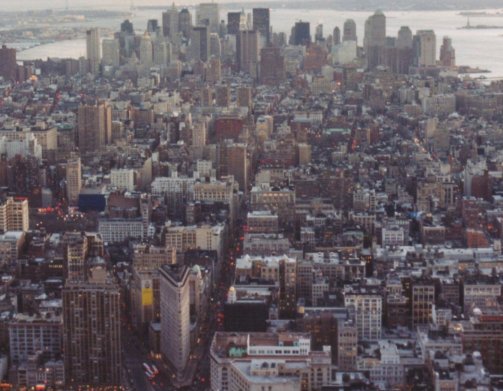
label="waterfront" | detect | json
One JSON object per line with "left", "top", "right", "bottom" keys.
{"left": 14, "top": 7, "right": 503, "bottom": 78}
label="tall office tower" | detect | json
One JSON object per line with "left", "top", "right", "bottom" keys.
{"left": 191, "top": 26, "right": 210, "bottom": 62}
{"left": 396, "top": 26, "right": 413, "bottom": 74}
{"left": 252, "top": 8, "right": 270, "bottom": 44}
{"left": 147, "top": 19, "right": 159, "bottom": 35}
{"left": 154, "top": 39, "right": 172, "bottom": 66}
{"left": 162, "top": 3, "right": 179, "bottom": 40}
{"left": 209, "top": 33, "right": 222, "bottom": 57}
{"left": 237, "top": 30, "right": 259, "bottom": 78}
{"left": 333, "top": 26, "right": 341, "bottom": 45}
{"left": 343, "top": 19, "right": 357, "bottom": 43}
{"left": 206, "top": 57, "right": 221, "bottom": 83}
{"left": 415, "top": 29, "right": 436, "bottom": 67}
{"left": 178, "top": 8, "right": 192, "bottom": 39}
{"left": 66, "top": 153, "right": 82, "bottom": 206}
{"left": 260, "top": 47, "right": 285, "bottom": 86}
{"left": 227, "top": 11, "right": 242, "bottom": 35}
{"left": 220, "top": 141, "right": 248, "bottom": 191}
{"left": 160, "top": 264, "right": 191, "bottom": 379}
{"left": 215, "top": 84, "right": 230, "bottom": 107}
{"left": 344, "top": 287, "right": 382, "bottom": 341}
{"left": 86, "top": 28, "right": 101, "bottom": 74}
{"left": 119, "top": 19, "right": 135, "bottom": 58}
{"left": 291, "top": 21, "right": 311, "bottom": 45}
{"left": 101, "top": 39, "right": 120, "bottom": 67}
{"left": 364, "top": 10, "right": 386, "bottom": 70}
{"left": 63, "top": 272, "right": 121, "bottom": 387}
{"left": 139, "top": 32, "right": 154, "bottom": 66}
{"left": 0, "top": 45, "right": 17, "bottom": 81}
{"left": 121, "top": 19, "right": 134, "bottom": 34}
{"left": 237, "top": 86, "right": 252, "bottom": 109}
{"left": 315, "top": 24, "right": 324, "bottom": 42}
{"left": 196, "top": 3, "right": 220, "bottom": 34}
{"left": 0, "top": 197, "right": 29, "bottom": 232}
{"left": 412, "top": 284, "right": 435, "bottom": 326}
{"left": 439, "top": 36, "right": 455, "bottom": 67}
{"left": 77, "top": 102, "right": 112, "bottom": 153}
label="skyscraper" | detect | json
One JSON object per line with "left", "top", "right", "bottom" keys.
{"left": 237, "top": 30, "right": 259, "bottom": 78}
{"left": 333, "top": 26, "right": 341, "bottom": 45}
{"left": 292, "top": 21, "right": 311, "bottom": 45}
{"left": 364, "top": 10, "right": 386, "bottom": 70}
{"left": 77, "top": 102, "right": 112, "bottom": 153}
{"left": 178, "top": 8, "right": 193, "bottom": 39}
{"left": 260, "top": 46, "right": 285, "bottom": 86}
{"left": 196, "top": 3, "right": 219, "bottom": 34}
{"left": 415, "top": 29, "right": 436, "bottom": 67}
{"left": 86, "top": 28, "right": 101, "bottom": 74}
{"left": 160, "top": 264, "right": 191, "bottom": 379}
{"left": 342, "top": 19, "right": 357, "bottom": 43}
{"left": 252, "top": 8, "right": 270, "bottom": 44}
{"left": 101, "top": 39, "right": 120, "bottom": 67}
{"left": 227, "top": 11, "right": 242, "bottom": 35}
{"left": 439, "top": 36, "right": 455, "bottom": 67}
{"left": 0, "top": 45, "right": 17, "bottom": 81}
{"left": 139, "top": 32, "right": 154, "bottom": 66}
{"left": 191, "top": 26, "right": 210, "bottom": 62}
{"left": 66, "top": 153, "right": 82, "bottom": 206}
{"left": 396, "top": 26, "right": 413, "bottom": 74}
{"left": 63, "top": 273, "right": 121, "bottom": 387}
{"left": 162, "top": 3, "right": 179, "bottom": 40}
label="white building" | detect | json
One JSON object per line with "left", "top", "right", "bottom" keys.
{"left": 98, "top": 218, "right": 144, "bottom": 243}
{"left": 110, "top": 168, "right": 135, "bottom": 191}
{"left": 344, "top": 287, "right": 382, "bottom": 341}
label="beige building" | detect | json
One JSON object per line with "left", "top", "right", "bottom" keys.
{"left": 0, "top": 197, "right": 29, "bottom": 233}
{"left": 66, "top": 154, "right": 82, "bottom": 206}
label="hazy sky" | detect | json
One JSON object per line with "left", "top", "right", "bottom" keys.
{"left": 1, "top": 0, "right": 268, "bottom": 12}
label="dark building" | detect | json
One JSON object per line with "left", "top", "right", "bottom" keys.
{"left": 292, "top": 21, "right": 311, "bottom": 46}
{"left": 0, "top": 45, "right": 17, "bottom": 81}
{"left": 224, "top": 301, "right": 269, "bottom": 332}
{"left": 227, "top": 11, "right": 242, "bottom": 35}
{"left": 63, "top": 279, "right": 122, "bottom": 387}
{"left": 253, "top": 8, "right": 270, "bottom": 44}
{"left": 192, "top": 26, "right": 210, "bottom": 62}
{"left": 179, "top": 8, "right": 193, "bottom": 39}
{"left": 120, "top": 19, "right": 134, "bottom": 34}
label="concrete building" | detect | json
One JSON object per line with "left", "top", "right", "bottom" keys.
{"left": 86, "top": 28, "right": 101, "bottom": 74}
{"left": 66, "top": 154, "right": 82, "bottom": 206}
{"left": 0, "top": 197, "right": 29, "bottom": 233}
{"left": 344, "top": 286, "right": 382, "bottom": 341}
{"left": 77, "top": 102, "right": 112, "bottom": 153}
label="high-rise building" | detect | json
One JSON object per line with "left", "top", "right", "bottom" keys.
{"left": 154, "top": 39, "right": 172, "bottom": 66}
{"left": 292, "top": 21, "right": 311, "bottom": 45}
{"left": 237, "top": 86, "right": 252, "bottom": 109}
{"left": 66, "top": 154, "right": 82, "bottom": 206}
{"left": 415, "top": 29, "right": 436, "bottom": 67}
{"left": 227, "top": 11, "right": 242, "bottom": 35}
{"left": 101, "top": 39, "right": 120, "bottom": 67}
{"left": 196, "top": 3, "right": 219, "bottom": 34}
{"left": 439, "top": 36, "right": 455, "bottom": 67}
{"left": 237, "top": 29, "right": 259, "bottom": 78}
{"left": 343, "top": 19, "right": 357, "bottom": 43}
{"left": 315, "top": 23, "right": 324, "bottom": 42}
{"left": 160, "top": 264, "right": 191, "bottom": 379}
{"left": 392, "top": 26, "right": 414, "bottom": 74}
{"left": 344, "top": 286, "right": 382, "bottom": 341}
{"left": 139, "top": 32, "right": 154, "bottom": 66}
{"left": 252, "top": 8, "right": 270, "bottom": 44}
{"left": 162, "top": 3, "right": 179, "bottom": 40}
{"left": 0, "top": 197, "right": 29, "bottom": 233}
{"left": 206, "top": 57, "right": 221, "bottom": 83}
{"left": 77, "top": 102, "right": 112, "bottom": 153}
{"left": 191, "top": 26, "right": 210, "bottom": 62}
{"left": 178, "top": 8, "right": 193, "bottom": 39}
{"left": 209, "top": 33, "right": 221, "bottom": 57}
{"left": 86, "top": 28, "right": 101, "bottom": 74}
{"left": 0, "top": 45, "right": 17, "bottom": 81}
{"left": 63, "top": 274, "right": 121, "bottom": 387}
{"left": 364, "top": 10, "right": 386, "bottom": 70}
{"left": 260, "top": 47, "right": 285, "bottom": 86}
{"left": 147, "top": 19, "right": 159, "bottom": 34}
{"left": 219, "top": 140, "right": 248, "bottom": 191}
{"left": 333, "top": 26, "right": 341, "bottom": 45}
{"left": 215, "top": 84, "right": 230, "bottom": 107}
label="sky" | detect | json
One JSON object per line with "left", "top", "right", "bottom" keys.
{"left": 0, "top": 0, "right": 263, "bottom": 12}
